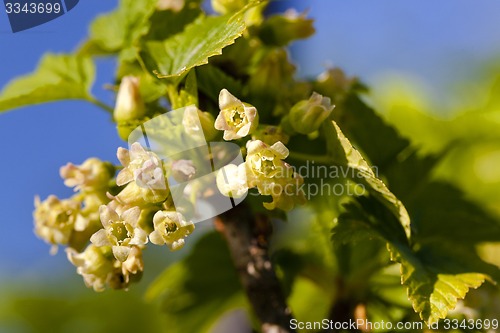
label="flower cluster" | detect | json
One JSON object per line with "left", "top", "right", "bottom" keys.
{"left": 214, "top": 89, "right": 307, "bottom": 211}
{"left": 34, "top": 143, "right": 195, "bottom": 291}
{"left": 34, "top": 84, "right": 330, "bottom": 291}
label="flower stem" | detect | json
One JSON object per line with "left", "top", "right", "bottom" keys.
{"left": 88, "top": 97, "right": 114, "bottom": 114}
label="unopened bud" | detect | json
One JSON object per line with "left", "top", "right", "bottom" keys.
{"left": 114, "top": 76, "right": 146, "bottom": 123}
{"left": 182, "top": 105, "right": 218, "bottom": 141}
{"left": 259, "top": 10, "right": 315, "bottom": 47}
{"left": 288, "top": 92, "right": 334, "bottom": 134}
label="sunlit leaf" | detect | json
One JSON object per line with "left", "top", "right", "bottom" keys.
{"left": 0, "top": 54, "right": 94, "bottom": 112}
{"left": 79, "top": 0, "right": 157, "bottom": 55}
{"left": 327, "top": 120, "right": 412, "bottom": 239}
{"left": 141, "top": 11, "right": 248, "bottom": 79}
{"left": 335, "top": 197, "right": 498, "bottom": 324}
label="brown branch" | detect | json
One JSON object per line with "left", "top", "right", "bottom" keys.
{"left": 321, "top": 277, "right": 366, "bottom": 333}
{"left": 215, "top": 203, "right": 296, "bottom": 333}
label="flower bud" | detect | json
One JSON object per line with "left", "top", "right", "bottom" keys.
{"left": 288, "top": 92, "right": 335, "bottom": 134}
{"left": 258, "top": 10, "right": 315, "bottom": 47}
{"left": 314, "top": 68, "right": 364, "bottom": 101}
{"left": 182, "top": 105, "right": 218, "bottom": 141}
{"left": 114, "top": 76, "right": 146, "bottom": 123}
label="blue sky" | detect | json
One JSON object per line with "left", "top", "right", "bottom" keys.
{"left": 1, "top": 0, "right": 500, "bottom": 280}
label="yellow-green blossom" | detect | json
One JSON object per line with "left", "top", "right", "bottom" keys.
{"left": 245, "top": 140, "right": 290, "bottom": 192}
{"left": 33, "top": 195, "right": 87, "bottom": 253}
{"left": 149, "top": 210, "right": 194, "bottom": 251}
{"left": 261, "top": 172, "right": 305, "bottom": 211}
{"left": 66, "top": 245, "right": 116, "bottom": 292}
{"left": 66, "top": 244, "right": 143, "bottom": 291}
{"left": 90, "top": 205, "right": 148, "bottom": 262}
{"left": 245, "top": 140, "right": 305, "bottom": 211}
{"left": 116, "top": 143, "right": 168, "bottom": 203}
{"left": 60, "top": 158, "right": 113, "bottom": 192}
{"left": 120, "top": 245, "right": 144, "bottom": 284}
{"left": 215, "top": 89, "right": 259, "bottom": 140}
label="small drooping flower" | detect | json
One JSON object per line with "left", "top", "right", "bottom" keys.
{"left": 216, "top": 163, "right": 248, "bottom": 198}
{"left": 149, "top": 210, "right": 194, "bottom": 251}
{"left": 215, "top": 89, "right": 259, "bottom": 140}
{"left": 66, "top": 245, "right": 117, "bottom": 292}
{"left": 245, "top": 140, "right": 290, "bottom": 192}
{"left": 288, "top": 92, "right": 335, "bottom": 134}
{"left": 120, "top": 245, "right": 144, "bottom": 284}
{"left": 33, "top": 195, "right": 86, "bottom": 253}
{"left": 90, "top": 205, "right": 148, "bottom": 262}
{"left": 261, "top": 171, "right": 306, "bottom": 211}
{"left": 60, "top": 158, "right": 114, "bottom": 192}
{"left": 245, "top": 140, "right": 305, "bottom": 211}
{"left": 66, "top": 244, "right": 143, "bottom": 291}
{"left": 116, "top": 142, "right": 168, "bottom": 203}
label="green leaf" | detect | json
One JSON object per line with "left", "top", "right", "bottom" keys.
{"left": 144, "top": 0, "right": 202, "bottom": 41}
{"left": 327, "top": 120, "right": 412, "bottom": 239}
{"left": 336, "top": 197, "right": 498, "bottom": 325}
{"left": 408, "top": 181, "right": 500, "bottom": 245}
{"left": 390, "top": 242, "right": 496, "bottom": 325}
{"left": 0, "top": 54, "right": 95, "bottom": 112}
{"left": 79, "top": 0, "right": 157, "bottom": 55}
{"left": 196, "top": 64, "right": 244, "bottom": 103}
{"left": 145, "top": 232, "right": 247, "bottom": 333}
{"left": 141, "top": 11, "right": 248, "bottom": 79}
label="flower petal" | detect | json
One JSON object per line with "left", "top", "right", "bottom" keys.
{"left": 90, "top": 229, "right": 112, "bottom": 246}
{"left": 112, "top": 245, "right": 131, "bottom": 262}
{"left": 149, "top": 230, "right": 164, "bottom": 245}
